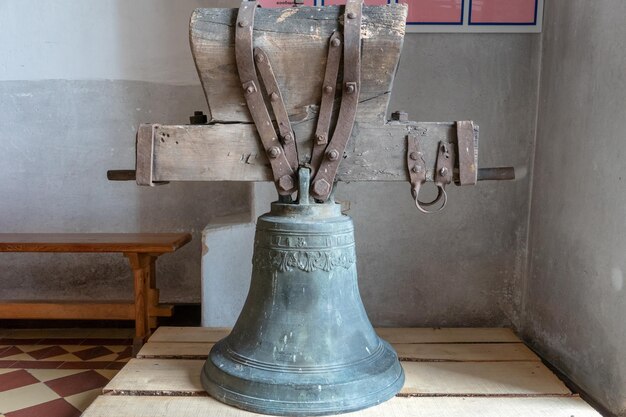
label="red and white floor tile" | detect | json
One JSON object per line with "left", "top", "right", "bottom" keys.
{"left": 0, "top": 328, "right": 133, "bottom": 417}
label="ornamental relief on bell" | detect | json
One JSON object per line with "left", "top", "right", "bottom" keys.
{"left": 252, "top": 247, "right": 356, "bottom": 273}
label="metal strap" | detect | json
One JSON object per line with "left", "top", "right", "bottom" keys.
{"left": 407, "top": 134, "right": 451, "bottom": 214}
{"left": 235, "top": 1, "right": 296, "bottom": 195}
{"left": 310, "top": 31, "right": 343, "bottom": 177}
{"left": 310, "top": 0, "right": 362, "bottom": 201}
{"left": 455, "top": 120, "right": 478, "bottom": 186}
{"left": 254, "top": 47, "right": 299, "bottom": 173}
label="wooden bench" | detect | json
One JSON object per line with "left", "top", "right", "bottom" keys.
{"left": 0, "top": 233, "right": 191, "bottom": 341}
{"left": 82, "top": 326, "right": 602, "bottom": 417}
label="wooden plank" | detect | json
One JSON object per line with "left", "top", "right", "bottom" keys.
{"left": 138, "top": 341, "right": 538, "bottom": 362}
{"left": 148, "top": 326, "right": 520, "bottom": 344}
{"left": 149, "top": 122, "right": 464, "bottom": 183}
{"left": 103, "top": 359, "right": 205, "bottom": 395}
{"left": 149, "top": 327, "right": 231, "bottom": 343}
{"left": 0, "top": 233, "right": 192, "bottom": 253}
{"left": 190, "top": 5, "right": 407, "bottom": 125}
{"left": 377, "top": 327, "right": 522, "bottom": 343}
{"left": 0, "top": 301, "right": 135, "bottom": 320}
{"left": 83, "top": 395, "right": 602, "bottom": 417}
{"left": 104, "top": 359, "right": 570, "bottom": 396}
{"left": 395, "top": 343, "right": 539, "bottom": 362}
{"left": 137, "top": 342, "right": 215, "bottom": 359}
{"left": 400, "top": 361, "right": 570, "bottom": 396}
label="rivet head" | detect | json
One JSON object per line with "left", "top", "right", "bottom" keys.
{"left": 324, "top": 85, "right": 333, "bottom": 94}
{"left": 316, "top": 134, "right": 326, "bottom": 145}
{"left": 347, "top": 12, "right": 356, "bottom": 19}
{"left": 412, "top": 166, "right": 419, "bottom": 173}
{"left": 331, "top": 38, "right": 341, "bottom": 47}
{"left": 312, "top": 179, "right": 331, "bottom": 197}
{"left": 278, "top": 175, "right": 294, "bottom": 191}
{"left": 345, "top": 82, "right": 356, "bottom": 94}
{"left": 283, "top": 133, "right": 293, "bottom": 143}
{"left": 255, "top": 53, "right": 265, "bottom": 63}
{"left": 238, "top": 20, "right": 248, "bottom": 27}
{"left": 327, "top": 149, "right": 340, "bottom": 161}
{"left": 269, "top": 92, "right": 279, "bottom": 102}
{"left": 439, "top": 167, "right": 449, "bottom": 176}
{"left": 409, "top": 151, "right": 418, "bottom": 160}
{"left": 268, "top": 146, "right": 281, "bottom": 159}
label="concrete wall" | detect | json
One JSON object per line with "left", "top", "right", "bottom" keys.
{"left": 0, "top": 0, "right": 250, "bottom": 303}
{"left": 346, "top": 33, "right": 540, "bottom": 327}
{"left": 523, "top": 1, "right": 626, "bottom": 414}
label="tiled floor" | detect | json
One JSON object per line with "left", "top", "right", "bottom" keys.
{"left": 0, "top": 328, "right": 133, "bottom": 417}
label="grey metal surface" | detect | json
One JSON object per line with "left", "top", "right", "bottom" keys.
{"left": 201, "top": 169, "right": 404, "bottom": 416}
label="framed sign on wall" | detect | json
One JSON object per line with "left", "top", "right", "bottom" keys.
{"left": 256, "top": 0, "right": 543, "bottom": 33}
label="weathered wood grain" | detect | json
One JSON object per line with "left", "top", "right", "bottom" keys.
{"left": 376, "top": 327, "right": 521, "bottom": 343}
{"left": 148, "top": 327, "right": 231, "bottom": 343}
{"left": 84, "top": 395, "right": 602, "bottom": 417}
{"left": 400, "top": 361, "right": 570, "bottom": 396}
{"left": 148, "top": 121, "right": 465, "bottom": 182}
{"left": 137, "top": 341, "right": 538, "bottom": 362}
{"left": 148, "top": 326, "right": 519, "bottom": 344}
{"left": 190, "top": 5, "right": 407, "bottom": 125}
{"left": 394, "top": 343, "right": 539, "bottom": 362}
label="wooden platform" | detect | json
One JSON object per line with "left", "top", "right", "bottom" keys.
{"left": 83, "top": 327, "right": 602, "bottom": 416}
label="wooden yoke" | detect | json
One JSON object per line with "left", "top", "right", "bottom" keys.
{"left": 108, "top": 3, "right": 514, "bottom": 210}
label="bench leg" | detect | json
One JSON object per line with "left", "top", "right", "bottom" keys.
{"left": 125, "top": 253, "right": 155, "bottom": 343}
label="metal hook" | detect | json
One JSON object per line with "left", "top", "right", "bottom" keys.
{"left": 412, "top": 183, "right": 447, "bottom": 214}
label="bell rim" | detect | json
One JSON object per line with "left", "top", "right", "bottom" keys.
{"left": 201, "top": 339, "right": 405, "bottom": 416}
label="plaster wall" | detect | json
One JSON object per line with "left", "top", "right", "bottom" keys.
{"left": 0, "top": 0, "right": 250, "bottom": 303}
{"left": 523, "top": 1, "right": 626, "bottom": 414}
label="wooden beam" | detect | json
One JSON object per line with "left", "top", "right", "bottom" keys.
{"left": 83, "top": 396, "right": 603, "bottom": 417}
{"left": 147, "top": 121, "right": 467, "bottom": 183}
{"left": 0, "top": 301, "right": 136, "bottom": 320}
{"left": 103, "top": 359, "right": 571, "bottom": 396}
{"left": 190, "top": 5, "right": 407, "bottom": 124}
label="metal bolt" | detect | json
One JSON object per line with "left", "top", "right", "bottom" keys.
{"left": 238, "top": 20, "right": 248, "bottom": 27}
{"left": 345, "top": 82, "right": 356, "bottom": 94}
{"left": 278, "top": 175, "right": 294, "bottom": 191}
{"left": 411, "top": 166, "right": 419, "bottom": 173}
{"left": 324, "top": 85, "right": 334, "bottom": 94}
{"left": 255, "top": 53, "right": 265, "bottom": 63}
{"left": 312, "top": 179, "right": 331, "bottom": 197}
{"left": 439, "top": 167, "right": 449, "bottom": 177}
{"left": 245, "top": 85, "right": 255, "bottom": 94}
{"left": 327, "top": 149, "right": 340, "bottom": 161}
{"left": 347, "top": 12, "right": 356, "bottom": 19}
{"left": 283, "top": 133, "right": 293, "bottom": 143}
{"left": 189, "top": 110, "right": 208, "bottom": 125}
{"left": 268, "top": 146, "right": 281, "bottom": 159}
{"left": 316, "top": 134, "right": 326, "bottom": 145}
{"left": 331, "top": 38, "right": 341, "bottom": 47}
{"left": 391, "top": 111, "right": 408, "bottom": 122}
{"left": 269, "top": 92, "right": 279, "bottom": 102}
{"left": 409, "top": 151, "right": 418, "bottom": 160}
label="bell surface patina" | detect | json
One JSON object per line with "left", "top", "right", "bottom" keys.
{"left": 201, "top": 171, "right": 404, "bottom": 416}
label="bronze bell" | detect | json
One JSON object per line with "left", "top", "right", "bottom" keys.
{"left": 201, "top": 169, "right": 404, "bottom": 416}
